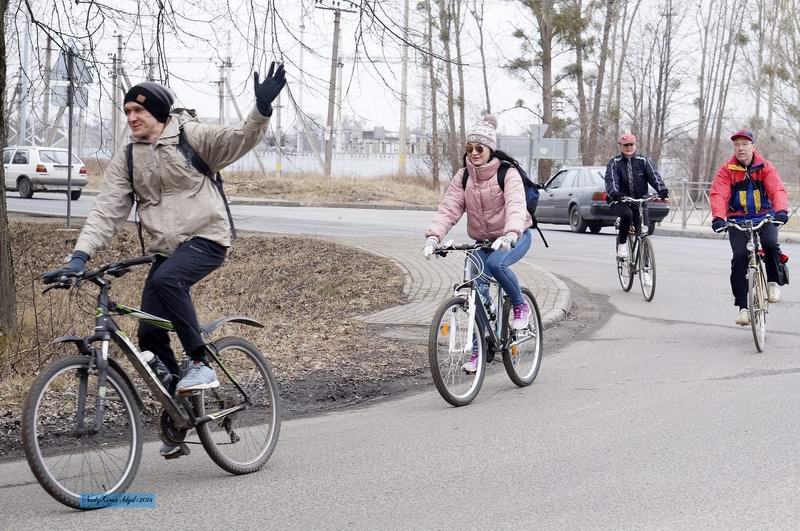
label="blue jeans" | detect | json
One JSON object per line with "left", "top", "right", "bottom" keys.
{"left": 474, "top": 230, "right": 532, "bottom": 306}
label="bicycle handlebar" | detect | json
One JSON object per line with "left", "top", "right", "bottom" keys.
{"left": 725, "top": 216, "right": 783, "bottom": 232}
{"left": 42, "top": 255, "right": 158, "bottom": 289}
{"left": 433, "top": 241, "right": 493, "bottom": 256}
{"left": 614, "top": 194, "right": 661, "bottom": 205}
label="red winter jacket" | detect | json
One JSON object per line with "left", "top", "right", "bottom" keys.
{"left": 709, "top": 150, "right": 789, "bottom": 220}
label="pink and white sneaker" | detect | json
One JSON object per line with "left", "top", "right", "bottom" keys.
{"left": 462, "top": 350, "right": 479, "bottom": 374}
{"left": 512, "top": 303, "right": 530, "bottom": 330}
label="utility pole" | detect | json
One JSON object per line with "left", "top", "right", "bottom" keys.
{"left": 275, "top": 92, "right": 282, "bottom": 178}
{"left": 298, "top": 18, "right": 305, "bottom": 152}
{"left": 42, "top": 37, "right": 53, "bottom": 144}
{"left": 218, "top": 64, "right": 225, "bottom": 125}
{"left": 335, "top": 57, "right": 343, "bottom": 153}
{"left": 18, "top": 12, "right": 31, "bottom": 145}
{"left": 399, "top": 0, "right": 410, "bottom": 177}
{"left": 111, "top": 51, "right": 118, "bottom": 153}
{"left": 315, "top": 0, "right": 356, "bottom": 177}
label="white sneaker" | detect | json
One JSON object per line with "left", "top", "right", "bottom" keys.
{"left": 768, "top": 282, "right": 781, "bottom": 303}
{"left": 617, "top": 244, "right": 627, "bottom": 259}
{"left": 736, "top": 308, "right": 750, "bottom": 326}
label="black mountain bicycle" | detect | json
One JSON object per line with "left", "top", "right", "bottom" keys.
{"left": 428, "top": 242, "right": 543, "bottom": 406}
{"left": 614, "top": 195, "right": 659, "bottom": 301}
{"left": 725, "top": 216, "right": 783, "bottom": 352}
{"left": 22, "top": 256, "right": 281, "bottom": 510}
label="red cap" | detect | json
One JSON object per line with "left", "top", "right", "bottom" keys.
{"left": 730, "top": 129, "right": 754, "bottom": 142}
{"left": 619, "top": 133, "right": 637, "bottom": 144}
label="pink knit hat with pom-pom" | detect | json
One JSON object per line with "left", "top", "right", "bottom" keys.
{"left": 466, "top": 114, "right": 497, "bottom": 151}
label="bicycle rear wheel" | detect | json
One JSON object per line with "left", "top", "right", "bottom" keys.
{"left": 22, "top": 356, "right": 142, "bottom": 510}
{"left": 616, "top": 239, "right": 635, "bottom": 292}
{"left": 639, "top": 237, "right": 657, "bottom": 302}
{"left": 748, "top": 267, "right": 768, "bottom": 352}
{"left": 428, "top": 296, "right": 486, "bottom": 406}
{"left": 502, "top": 288, "right": 543, "bottom": 387}
{"left": 194, "top": 337, "right": 281, "bottom": 474}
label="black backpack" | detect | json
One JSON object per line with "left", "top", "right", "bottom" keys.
{"left": 126, "top": 127, "right": 237, "bottom": 254}
{"left": 461, "top": 160, "right": 548, "bottom": 247}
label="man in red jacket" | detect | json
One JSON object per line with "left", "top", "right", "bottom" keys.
{"left": 709, "top": 129, "right": 790, "bottom": 326}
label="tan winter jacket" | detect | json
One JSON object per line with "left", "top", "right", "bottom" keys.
{"left": 75, "top": 108, "right": 269, "bottom": 257}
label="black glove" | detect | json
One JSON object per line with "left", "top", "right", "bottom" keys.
{"left": 658, "top": 189, "right": 669, "bottom": 199}
{"left": 774, "top": 210, "right": 789, "bottom": 224}
{"left": 42, "top": 250, "right": 89, "bottom": 282}
{"left": 253, "top": 62, "right": 286, "bottom": 117}
{"left": 609, "top": 192, "right": 622, "bottom": 202}
{"left": 711, "top": 218, "right": 727, "bottom": 233}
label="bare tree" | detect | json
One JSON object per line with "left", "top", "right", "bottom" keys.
{"left": 468, "top": 0, "right": 492, "bottom": 114}
{"left": 451, "top": 0, "right": 467, "bottom": 144}
{"left": 689, "top": 0, "right": 749, "bottom": 185}
{"left": 422, "top": 0, "right": 441, "bottom": 187}
{"left": 511, "top": 0, "right": 562, "bottom": 182}
{"left": 0, "top": 0, "right": 14, "bottom": 336}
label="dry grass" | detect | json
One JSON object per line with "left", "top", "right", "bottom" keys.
{"left": 1, "top": 219, "right": 425, "bottom": 407}
{"left": 83, "top": 157, "right": 443, "bottom": 207}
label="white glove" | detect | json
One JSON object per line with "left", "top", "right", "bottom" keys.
{"left": 491, "top": 232, "right": 518, "bottom": 251}
{"left": 422, "top": 236, "right": 439, "bottom": 259}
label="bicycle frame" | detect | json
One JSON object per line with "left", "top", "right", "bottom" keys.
{"left": 445, "top": 245, "right": 532, "bottom": 358}
{"left": 617, "top": 195, "right": 657, "bottom": 270}
{"left": 48, "top": 257, "right": 260, "bottom": 432}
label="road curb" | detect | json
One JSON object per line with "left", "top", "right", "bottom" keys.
{"left": 655, "top": 225, "right": 800, "bottom": 244}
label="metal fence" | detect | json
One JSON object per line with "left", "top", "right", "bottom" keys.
{"left": 665, "top": 180, "right": 800, "bottom": 230}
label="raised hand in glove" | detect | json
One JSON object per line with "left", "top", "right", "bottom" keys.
{"left": 774, "top": 210, "right": 789, "bottom": 224}
{"left": 658, "top": 189, "right": 669, "bottom": 199}
{"left": 42, "top": 250, "right": 89, "bottom": 282}
{"left": 253, "top": 62, "right": 287, "bottom": 117}
{"left": 711, "top": 218, "right": 727, "bottom": 233}
{"left": 422, "top": 236, "right": 439, "bottom": 259}
{"left": 491, "top": 232, "right": 518, "bottom": 251}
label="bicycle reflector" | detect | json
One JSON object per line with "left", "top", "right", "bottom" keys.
{"left": 758, "top": 249, "right": 790, "bottom": 263}
{"left": 440, "top": 323, "right": 450, "bottom": 336}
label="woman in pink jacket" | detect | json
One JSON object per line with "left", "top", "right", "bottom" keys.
{"left": 423, "top": 115, "right": 533, "bottom": 372}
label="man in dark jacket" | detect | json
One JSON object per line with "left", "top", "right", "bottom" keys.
{"left": 604, "top": 133, "right": 669, "bottom": 259}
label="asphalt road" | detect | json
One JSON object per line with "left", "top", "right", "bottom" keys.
{"left": 3, "top": 193, "right": 800, "bottom": 529}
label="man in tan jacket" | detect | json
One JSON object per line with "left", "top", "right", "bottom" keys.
{"left": 44, "top": 64, "right": 286, "bottom": 457}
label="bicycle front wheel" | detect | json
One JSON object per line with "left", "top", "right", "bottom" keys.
{"left": 194, "top": 337, "right": 281, "bottom": 474}
{"left": 22, "top": 356, "right": 143, "bottom": 510}
{"left": 428, "top": 296, "right": 486, "bottom": 406}
{"left": 617, "top": 239, "right": 635, "bottom": 292}
{"left": 639, "top": 237, "right": 657, "bottom": 302}
{"left": 502, "top": 288, "right": 543, "bottom": 387}
{"left": 748, "top": 267, "right": 767, "bottom": 352}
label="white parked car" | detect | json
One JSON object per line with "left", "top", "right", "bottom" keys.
{"left": 3, "top": 146, "right": 88, "bottom": 200}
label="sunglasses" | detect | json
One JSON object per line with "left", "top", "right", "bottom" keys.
{"left": 621, "top": 143, "right": 635, "bottom": 148}
{"left": 465, "top": 144, "right": 486, "bottom": 154}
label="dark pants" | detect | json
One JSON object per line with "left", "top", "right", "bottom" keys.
{"left": 728, "top": 223, "right": 780, "bottom": 309}
{"left": 137, "top": 238, "right": 226, "bottom": 376}
{"left": 611, "top": 203, "right": 642, "bottom": 245}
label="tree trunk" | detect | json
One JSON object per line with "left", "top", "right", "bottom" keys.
{"left": 587, "top": 0, "right": 615, "bottom": 164}
{"left": 452, "top": 0, "right": 466, "bottom": 144}
{"left": 425, "top": 0, "right": 440, "bottom": 187}
{"left": 0, "top": 0, "right": 16, "bottom": 336}
{"left": 437, "top": 0, "right": 460, "bottom": 174}
{"left": 571, "top": 0, "right": 590, "bottom": 165}
{"left": 470, "top": 0, "right": 491, "bottom": 113}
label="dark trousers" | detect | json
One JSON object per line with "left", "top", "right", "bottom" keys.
{"left": 611, "top": 203, "right": 642, "bottom": 245}
{"left": 728, "top": 223, "right": 780, "bottom": 309}
{"left": 137, "top": 238, "right": 226, "bottom": 376}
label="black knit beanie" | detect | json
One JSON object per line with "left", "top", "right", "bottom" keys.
{"left": 124, "top": 82, "right": 175, "bottom": 123}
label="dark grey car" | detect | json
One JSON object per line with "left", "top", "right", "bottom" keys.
{"left": 536, "top": 166, "right": 670, "bottom": 234}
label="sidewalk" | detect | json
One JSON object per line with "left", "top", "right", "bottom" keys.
{"left": 338, "top": 236, "right": 572, "bottom": 333}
